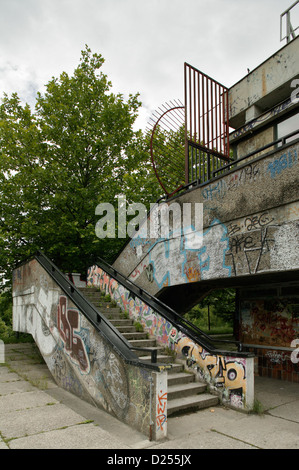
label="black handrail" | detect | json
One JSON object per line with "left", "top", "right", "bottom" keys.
{"left": 213, "top": 129, "right": 299, "bottom": 177}
{"left": 93, "top": 257, "right": 254, "bottom": 358}
{"left": 34, "top": 251, "right": 163, "bottom": 371}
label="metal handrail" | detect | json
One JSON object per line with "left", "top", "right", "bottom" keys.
{"left": 34, "top": 251, "right": 163, "bottom": 370}
{"left": 213, "top": 128, "right": 299, "bottom": 177}
{"left": 94, "top": 257, "right": 254, "bottom": 358}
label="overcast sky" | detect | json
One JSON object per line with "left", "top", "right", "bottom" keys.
{"left": 0, "top": 0, "right": 298, "bottom": 130}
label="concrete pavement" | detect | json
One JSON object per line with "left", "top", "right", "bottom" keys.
{"left": 0, "top": 342, "right": 298, "bottom": 450}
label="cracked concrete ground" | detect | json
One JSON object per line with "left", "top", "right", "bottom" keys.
{"left": 0, "top": 342, "right": 298, "bottom": 450}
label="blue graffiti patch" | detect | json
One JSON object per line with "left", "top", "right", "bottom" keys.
{"left": 267, "top": 149, "right": 298, "bottom": 178}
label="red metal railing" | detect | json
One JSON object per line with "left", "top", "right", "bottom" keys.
{"left": 184, "top": 63, "right": 230, "bottom": 184}
{"left": 149, "top": 63, "right": 231, "bottom": 196}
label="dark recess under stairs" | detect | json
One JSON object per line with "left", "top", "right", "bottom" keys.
{"left": 80, "top": 287, "right": 219, "bottom": 417}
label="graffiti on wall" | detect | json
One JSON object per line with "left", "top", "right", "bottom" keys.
{"left": 230, "top": 97, "right": 295, "bottom": 141}
{"left": 134, "top": 218, "right": 232, "bottom": 290}
{"left": 13, "top": 259, "right": 166, "bottom": 439}
{"left": 156, "top": 390, "right": 167, "bottom": 431}
{"left": 267, "top": 149, "right": 298, "bottom": 179}
{"left": 174, "top": 336, "right": 247, "bottom": 408}
{"left": 202, "top": 162, "right": 261, "bottom": 202}
{"left": 87, "top": 265, "right": 250, "bottom": 408}
{"left": 57, "top": 296, "right": 90, "bottom": 374}
{"left": 119, "top": 141, "right": 299, "bottom": 292}
{"left": 87, "top": 264, "right": 180, "bottom": 345}
{"left": 128, "top": 208, "right": 299, "bottom": 289}
{"left": 240, "top": 298, "right": 299, "bottom": 347}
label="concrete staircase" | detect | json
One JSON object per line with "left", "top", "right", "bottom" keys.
{"left": 80, "top": 287, "right": 219, "bottom": 416}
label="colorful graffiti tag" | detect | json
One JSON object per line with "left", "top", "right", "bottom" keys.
{"left": 175, "top": 336, "right": 247, "bottom": 408}
{"left": 57, "top": 296, "right": 90, "bottom": 374}
{"left": 156, "top": 390, "right": 167, "bottom": 431}
{"left": 240, "top": 299, "right": 299, "bottom": 347}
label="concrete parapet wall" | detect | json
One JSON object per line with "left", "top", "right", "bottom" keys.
{"left": 229, "top": 36, "right": 299, "bottom": 129}
{"left": 12, "top": 259, "right": 167, "bottom": 441}
{"left": 113, "top": 141, "right": 299, "bottom": 299}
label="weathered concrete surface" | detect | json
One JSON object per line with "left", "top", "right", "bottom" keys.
{"left": 113, "top": 140, "right": 299, "bottom": 311}
{"left": 229, "top": 35, "right": 299, "bottom": 129}
{"left": 0, "top": 343, "right": 298, "bottom": 450}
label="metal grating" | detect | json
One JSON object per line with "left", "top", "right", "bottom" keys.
{"left": 148, "top": 100, "right": 186, "bottom": 196}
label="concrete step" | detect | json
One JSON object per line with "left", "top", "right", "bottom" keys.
{"left": 167, "top": 382, "right": 207, "bottom": 400}
{"left": 139, "top": 354, "right": 173, "bottom": 364}
{"left": 101, "top": 311, "right": 125, "bottom": 320}
{"left": 81, "top": 292, "right": 104, "bottom": 300}
{"left": 167, "top": 363, "right": 185, "bottom": 374}
{"left": 167, "top": 394, "right": 219, "bottom": 417}
{"left": 97, "top": 306, "right": 121, "bottom": 313}
{"left": 128, "top": 338, "right": 157, "bottom": 348}
{"left": 79, "top": 288, "right": 101, "bottom": 295}
{"left": 79, "top": 287, "right": 98, "bottom": 292}
{"left": 167, "top": 372, "right": 196, "bottom": 386}
{"left": 83, "top": 291, "right": 103, "bottom": 297}
{"left": 109, "top": 319, "right": 134, "bottom": 327}
{"left": 123, "top": 331, "right": 157, "bottom": 348}
{"left": 115, "top": 325, "right": 136, "bottom": 334}
{"left": 122, "top": 331, "right": 150, "bottom": 346}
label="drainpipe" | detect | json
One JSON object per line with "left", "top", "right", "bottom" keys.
{"left": 149, "top": 376, "right": 154, "bottom": 441}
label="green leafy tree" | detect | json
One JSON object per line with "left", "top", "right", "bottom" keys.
{"left": 187, "top": 288, "right": 236, "bottom": 328}
{"left": 0, "top": 46, "right": 161, "bottom": 291}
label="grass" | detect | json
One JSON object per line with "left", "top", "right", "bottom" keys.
{"left": 134, "top": 321, "right": 143, "bottom": 332}
{"left": 201, "top": 326, "right": 233, "bottom": 335}
{"left": 249, "top": 399, "right": 265, "bottom": 415}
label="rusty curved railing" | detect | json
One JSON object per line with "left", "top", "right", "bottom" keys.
{"left": 148, "top": 101, "right": 186, "bottom": 197}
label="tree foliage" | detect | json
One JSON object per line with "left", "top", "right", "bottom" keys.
{"left": 0, "top": 46, "right": 161, "bottom": 289}
{"left": 188, "top": 288, "right": 236, "bottom": 325}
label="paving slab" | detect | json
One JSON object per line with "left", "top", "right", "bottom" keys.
{"left": 8, "top": 422, "right": 131, "bottom": 449}
{"left": 210, "top": 412, "right": 299, "bottom": 449}
{"left": 268, "top": 401, "right": 299, "bottom": 423}
{"left": 254, "top": 376, "right": 299, "bottom": 411}
{"left": 150, "top": 428, "right": 255, "bottom": 449}
{"left": 148, "top": 401, "right": 299, "bottom": 450}
{"left": 0, "top": 369, "right": 21, "bottom": 383}
{"left": 0, "top": 379, "right": 37, "bottom": 395}
{"left": 0, "top": 438, "right": 8, "bottom": 450}
{"left": 0, "top": 403, "right": 91, "bottom": 440}
{"left": 0, "top": 390, "right": 59, "bottom": 413}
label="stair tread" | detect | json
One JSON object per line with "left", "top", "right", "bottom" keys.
{"left": 138, "top": 354, "right": 173, "bottom": 363}
{"left": 167, "top": 393, "right": 219, "bottom": 410}
{"left": 124, "top": 333, "right": 149, "bottom": 338}
{"left": 168, "top": 372, "right": 195, "bottom": 381}
{"left": 168, "top": 382, "right": 206, "bottom": 393}
{"left": 116, "top": 326, "right": 136, "bottom": 331}
{"left": 129, "top": 335, "right": 157, "bottom": 349}
{"left": 167, "top": 363, "right": 184, "bottom": 373}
